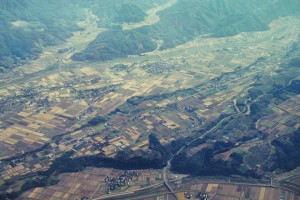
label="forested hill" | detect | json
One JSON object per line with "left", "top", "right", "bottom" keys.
{"left": 0, "top": 0, "right": 84, "bottom": 72}
{"left": 0, "top": 0, "right": 168, "bottom": 72}
{"left": 1, "top": 0, "right": 300, "bottom": 71}
{"left": 74, "top": 0, "right": 169, "bottom": 26}
{"left": 72, "top": 0, "right": 300, "bottom": 62}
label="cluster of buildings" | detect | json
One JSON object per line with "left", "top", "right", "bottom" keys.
{"left": 77, "top": 84, "right": 119, "bottom": 101}
{"left": 141, "top": 60, "right": 187, "bottom": 75}
{"left": 104, "top": 171, "right": 140, "bottom": 193}
{"left": 184, "top": 191, "right": 208, "bottom": 199}
{"left": 196, "top": 192, "right": 209, "bottom": 200}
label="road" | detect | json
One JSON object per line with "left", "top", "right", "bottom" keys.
{"left": 161, "top": 111, "right": 243, "bottom": 200}
{"left": 280, "top": 181, "right": 300, "bottom": 195}
{"left": 92, "top": 182, "right": 164, "bottom": 200}
{"left": 162, "top": 160, "right": 179, "bottom": 200}
{"left": 100, "top": 176, "right": 300, "bottom": 200}
{"left": 90, "top": 168, "right": 113, "bottom": 199}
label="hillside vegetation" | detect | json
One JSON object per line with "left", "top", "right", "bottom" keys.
{"left": 1, "top": 0, "right": 300, "bottom": 69}
{"left": 0, "top": 0, "right": 84, "bottom": 72}
{"left": 0, "top": 0, "right": 169, "bottom": 72}
{"left": 72, "top": 0, "right": 300, "bottom": 62}
{"left": 74, "top": 0, "right": 169, "bottom": 27}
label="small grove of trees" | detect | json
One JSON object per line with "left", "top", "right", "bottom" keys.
{"left": 86, "top": 116, "right": 107, "bottom": 126}
{"left": 80, "top": 116, "right": 107, "bottom": 129}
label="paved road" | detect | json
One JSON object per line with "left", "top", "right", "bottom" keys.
{"left": 161, "top": 111, "right": 243, "bottom": 200}
{"left": 280, "top": 181, "right": 300, "bottom": 195}
{"left": 100, "top": 177, "right": 300, "bottom": 200}
{"left": 162, "top": 160, "right": 179, "bottom": 200}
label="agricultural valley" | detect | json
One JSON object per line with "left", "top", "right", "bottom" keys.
{"left": 0, "top": 0, "right": 300, "bottom": 199}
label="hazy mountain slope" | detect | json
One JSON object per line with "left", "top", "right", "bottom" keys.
{"left": 1, "top": 0, "right": 300, "bottom": 69}
{"left": 72, "top": 29, "right": 157, "bottom": 61}
{"left": 74, "top": 0, "right": 169, "bottom": 27}
{"left": 73, "top": 0, "right": 300, "bottom": 62}
{"left": 153, "top": 0, "right": 266, "bottom": 48}
{"left": 0, "top": 0, "right": 169, "bottom": 72}
{"left": 0, "top": 0, "right": 84, "bottom": 72}
{"left": 142, "top": 0, "right": 300, "bottom": 47}
{"left": 113, "top": 4, "right": 146, "bottom": 23}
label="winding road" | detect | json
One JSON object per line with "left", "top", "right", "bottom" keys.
{"left": 161, "top": 111, "right": 244, "bottom": 200}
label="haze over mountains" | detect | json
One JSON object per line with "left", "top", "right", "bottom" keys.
{"left": 1, "top": 0, "right": 300, "bottom": 199}
{"left": 1, "top": 0, "right": 300, "bottom": 71}
{"left": 0, "top": 0, "right": 83, "bottom": 71}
